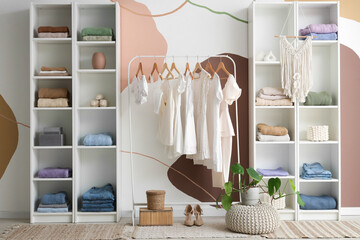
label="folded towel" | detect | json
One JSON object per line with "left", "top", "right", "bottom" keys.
{"left": 37, "top": 207, "right": 69, "bottom": 213}
{"left": 83, "top": 133, "right": 113, "bottom": 146}
{"left": 304, "top": 91, "right": 333, "bottom": 106}
{"left": 82, "top": 203, "right": 114, "bottom": 209}
{"left": 81, "top": 28, "right": 113, "bottom": 37}
{"left": 38, "top": 88, "right": 68, "bottom": 99}
{"left": 80, "top": 207, "right": 115, "bottom": 212}
{"left": 82, "top": 200, "right": 115, "bottom": 204}
{"left": 300, "top": 194, "right": 337, "bottom": 210}
{"left": 259, "top": 87, "right": 285, "bottom": 96}
{"left": 82, "top": 36, "right": 113, "bottom": 41}
{"left": 257, "top": 167, "right": 289, "bottom": 176}
{"left": 257, "top": 123, "right": 288, "bottom": 136}
{"left": 305, "top": 32, "right": 337, "bottom": 40}
{"left": 256, "top": 97, "right": 293, "bottom": 106}
{"left": 258, "top": 92, "right": 287, "bottom": 100}
{"left": 38, "top": 72, "right": 70, "bottom": 76}
{"left": 38, "top": 32, "right": 69, "bottom": 38}
{"left": 41, "top": 66, "right": 68, "bottom": 72}
{"left": 38, "top": 168, "right": 72, "bottom": 178}
{"left": 82, "top": 183, "right": 115, "bottom": 201}
{"left": 300, "top": 24, "right": 338, "bottom": 35}
{"left": 41, "top": 191, "right": 67, "bottom": 205}
{"left": 38, "top": 26, "right": 69, "bottom": 33}
{"left": 38, "top": 203, "right": 68, "bottom": 208}
{"left": 301, "top": 173, "right": 332, "bottom": 179}
{"left": 257, "top": 132, "right": 290, "bottom": 142}
{"left": 39, "top": 70, "right": 67, "bottom": 74}
{"left": 37, "top": 98, "right": 69, "bottom": 107}
{"left": 300, "top": 162, "right": 332, "bottom": 179}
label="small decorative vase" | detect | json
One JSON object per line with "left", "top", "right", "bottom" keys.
{"left": 241, "top": 187, "right": 260, "bottom": 206}
{"left": 92, "top": 52, "right": 106, "bottom": 69}
{"left": 264, "top": 51, "right": 277, "bottom": 62}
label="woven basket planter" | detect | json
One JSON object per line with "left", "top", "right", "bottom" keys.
{"left": 226, "top": 203, "right": 280, "bottom": 234}
{"left": 263, "top": 194, "right": 286, "bottom": 210}
{"left": 146, "top": 190, "right": 165, "bottom": 210}
{"left": 307, "top": 125, "right": 329, "bottom": 141}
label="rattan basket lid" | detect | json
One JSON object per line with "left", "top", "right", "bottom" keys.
{"left": 146, "top": 190, "right": 166, "bottom": 195}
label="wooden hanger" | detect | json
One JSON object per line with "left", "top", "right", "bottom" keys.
{"left": 136, "top": 62, "right": 144, "bottom": 77}
{"left": 167, "top": 62, "right": 180, "bottom": 79}
{"left": 149, "top": 62, "right": 163, "bottom": 81}
{"left": 161, "top": 62, "right": 174, "bottom": 80}
{"left": 216, "top": 61, "right": 230, "bottom": 77}
{"left": 205, "top": 60, "right": 215, "bottom": 79}
{"left": 192, "top": 58, "right": 204, "bottom": 79}
{"left": 184, "top": 62, "right": 193, "bottom": 79}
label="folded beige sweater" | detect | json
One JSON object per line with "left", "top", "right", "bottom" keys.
{"left": 257, "top": 123, "right": 288, "bottom": 136}
{"left": 38, "top": 98, "right": 69, "bottom": 107}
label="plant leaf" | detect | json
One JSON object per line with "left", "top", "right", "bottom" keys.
{"left": 224, "top": 181, "right": 233, "bottom": 196}
{"left": 231, "top": 163, "right": 244, "bottom": 175}
{"left": 221, "top": 194, "right": 233, "bottom": 211}
{"left": 289, "top": 179, "right": 296, "bottom": 193}
{"left": 247, "top": 168, "right": 262, "bottom": 182}
{"left": 296, "top": 192, "right": 305, "bottom": 207}
{"left": 216, "top": 194, "right": 221, "bottom": 209}
{"left": 268, "top": 178, "right": 281, "bottom": 196}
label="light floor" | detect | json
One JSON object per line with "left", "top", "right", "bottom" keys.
{"left": 1, "top": 216, "right": 359, "bottom": 240}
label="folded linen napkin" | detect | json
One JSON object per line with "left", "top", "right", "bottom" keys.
{"left": 259, "top": 87, "right": 286, "bottom": 96}
{"left": 38, "top": 32, "right": 69, "bottom": 38}
{"left": 83, "top": 133, "right": 113, "bottom": 146}
{"left": 82, "top": 183, "right": 115, "bottom": 201}
{"left": 257, "top": 167, "right": 289, "bottom": 176}
{"left": 38, "top": 167, "right": 72, "bottom": 178}
{"left": 304, "top": 32, "right": 337, "bottom": 40}
{"left": 258, "top": 92, "right": 287, "bottom": 100}
{"left": 257, "top": 132, "right": 290, "bottom": 142}
{"left": 81, "top": 28, "right": 113, "bottom": 37}
{"left": 300, "top": 194, "right": 337, "bottom": 210}
{"left": 304, "top": 91, "right": 333, "bottom": 106}
{"left": 38, "top": 88, "right": 68, "bottom": 99}
{"left": 41, "top": 66, "right": 68, "bottom": 72}
{"left": 38, "top": 26, "right": 69, "bottom": 33}
{"left": 256, "top": 97, "right": 293, "bottom": 106}
{"left": 300, "top": 24, "right": 338, "bottom": 35}
{"left": 82, "top": 36, "right": 112, "bottom": 41}
{"left": 257, "top": 123, "right": 288, "bottom": 136}
{"left": 37, "top": 98, "right": 69, "bottom": 107}
{"left": 41, "top": 191, "right": 67, "bottom": 205}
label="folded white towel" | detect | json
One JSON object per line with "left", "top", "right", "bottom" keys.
{"left": 258, "top": 92, "right": 288, "bottom": 100}
{"left": 257, "top": 132, "right": 290, "bottom": 142}
{"left": 39, "top": 70, "right": 67, "bottom": 74}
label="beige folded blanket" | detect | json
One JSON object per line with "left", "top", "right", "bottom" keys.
{"left": 38, "top": 88, "right": 68, "bottom": 99}
{"left": 256, "top": 97, "right": 293, "bottom": 106}
{"left": 41, "top": 67, "right": 68, "bottom": 72}
{"left": 38, "top": 98, "right": 69, "bottom": 107}
{"left": 38, "top": 32, "right": 69, "bottom": 38}
{"left": 258, "top": 92, "right": 288, "bottom": 100}
{"left": 38, "top": 72, "right": 70, "bottom": 76}
{"left": 259, "top": 87, "right": 285, "bottom": 96}
{"left": 257, "top": 123, "right": 288, "bottom": 136}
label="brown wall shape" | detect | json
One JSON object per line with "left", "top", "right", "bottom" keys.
{"left": 341, "top": 44, "right": 360, "bottom": 207}
{"left": 167, "top": 53, "right": 248, "bottom": 202}
{"left": 0, "top": 95, "right": 19, "bottom": 179}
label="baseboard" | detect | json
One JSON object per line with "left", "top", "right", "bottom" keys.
{"left": 341, "top": 207, "right": 360, "bottom": 216}
{"left": 0, "top": 211, "right": 29, "bottom": 219}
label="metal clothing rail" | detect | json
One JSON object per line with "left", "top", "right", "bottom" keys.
{"left": 127, "top": 55, "right": 240, "bottom": 225}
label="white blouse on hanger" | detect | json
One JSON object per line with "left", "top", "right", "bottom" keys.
{"left": 151, "top": 75, "right": 163, "bottom": 114}
{"left": 131, "top": 75, "right": 148, "bottom": 104}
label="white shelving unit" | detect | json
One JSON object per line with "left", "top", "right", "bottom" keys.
{"left": 30, "top": 1, "right": 120, "bottom": 223}
{"left": 248, "top": 1, "right": 340, "bottom": 221}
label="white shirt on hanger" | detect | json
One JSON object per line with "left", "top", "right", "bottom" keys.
{"left": 131, "top": 75, "right": 148, "bottom": 104}
{"left": 151, "top": 74, "right": 163, "bottom": 114}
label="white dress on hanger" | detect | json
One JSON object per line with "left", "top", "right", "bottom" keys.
{"left": 131, "top": 75, "right": 148, "bottom": 104}
{"left": 204, "top": 73, "right": 223, "bottom": 171}
{"left": 151, "top": 75, "right": 163, "bottom": 114}
{"left": 181, "top": 73, "right": 197, "bottom": 155}
{"left": 212, "top": 74, "right": 242, "bottom": 188}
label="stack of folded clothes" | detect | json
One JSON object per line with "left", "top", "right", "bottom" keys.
{"left": 38, "top": 168, "right": 72, "bottom": 178}
{"left": 256, "top": 87, "right": 292, "bottom": 106}
{"left": 37, "top": 87, "right": 69, "bottom": 108}
{"left": 38, "top": 26, "right": 70, "bottom": 38}
{"left": 81, "top": 28, "right": 113, "bottom": 41}
{"left": 81, "top": 184, "right": 115, "bottom": 212}
{"left": 300, "top": 194, "right": 337, "bottom": 210}
{"left": 257, "top": 123, "right": 290, "bottom": 142}
{"left": 257, "top": 167, "right": 289, "bottom": 177}
{"left": 300, "top": 162, "right": 332, "bottom": 180}
{"left": 39, "top": 66, "right": 70, "bottom": 76}
{"left": 300, "top": 23, "right": 338, "bottom": 40}
{"left": 37, "top": 191, "right": 70, "bottom": 213}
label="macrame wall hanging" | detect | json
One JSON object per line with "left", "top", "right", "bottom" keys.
{"left": 278, "top": 4, "right": 313, "bottom": 103}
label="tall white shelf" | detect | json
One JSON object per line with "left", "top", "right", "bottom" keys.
{"left": 30, "top": 1, "right": 121, "bottom": 223}
{"left": 248, "top": 1, "right": 340, "bottom": 221}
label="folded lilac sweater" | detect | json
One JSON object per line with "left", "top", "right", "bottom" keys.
{"left": 38, "top": 168, "right": 72, "bottom": 178}
{"left": 300, "top": 24, "right": 338, "bottom": 35}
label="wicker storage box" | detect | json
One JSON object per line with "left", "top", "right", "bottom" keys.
{"left": 146, "top": 190, "right": 165, "bottom": 210}
{"left": 264, "top": 194, "right": 286, "bottom": 209}
{"left": 307, "top": 125, "right": 329, "bottom": 141}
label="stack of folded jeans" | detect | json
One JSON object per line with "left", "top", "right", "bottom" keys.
{"left": 300, "top": 162, "right": 332, "bottom": 179}
{"left": 37, "top": 191, "right": 70, "bottom": 213}
{"left": 300, "top": 24, "right": 338, "bottom": 40}
{"left": 81, "top": 183, "right": 115, "bottom": 212}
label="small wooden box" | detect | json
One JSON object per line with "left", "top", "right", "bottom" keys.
{"left": 139, "top": 207, "right": 173, "bottom": 226}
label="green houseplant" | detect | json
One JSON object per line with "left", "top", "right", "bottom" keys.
{"left": 217, "top": 163, "right": 304, "bottom": 211}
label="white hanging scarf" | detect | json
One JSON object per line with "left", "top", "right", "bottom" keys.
{"left": 280, "top": 36, "right": 312, "bottom": 103}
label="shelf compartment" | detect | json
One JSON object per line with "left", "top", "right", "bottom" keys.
{"left": 33, "top": 78, "right": 72, "bottom": 108}
{"left": 78, "top": 45, "right": 115, "bottom": 70}
{"left": 77, "top": 72, "right": 116, "bottom": 108}
{"left": 76, "top": 212, "right": 116, "bottom": 223}
{"left": 299, "top": 209, "right": 338, "bottom": 221}
{"left": 33, "top": 212, "right": 73, "bottom": 223}
{"left": 255, "top": 64, "right": 281, "bottom": 93}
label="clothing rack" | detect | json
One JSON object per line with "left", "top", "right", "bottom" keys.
{"left": 127, "top": 55, "right": 240, "bottom": 225}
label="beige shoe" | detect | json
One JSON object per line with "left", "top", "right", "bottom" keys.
{"left": 184, "top": 204, "right": 194, "bottom": 226}
{"left": 194, "top": 204, "right": 204, "bottom": 226}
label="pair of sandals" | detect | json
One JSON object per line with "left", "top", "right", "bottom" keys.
{"left": 184, "top": 204, "right": 203, "bottom": 226}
